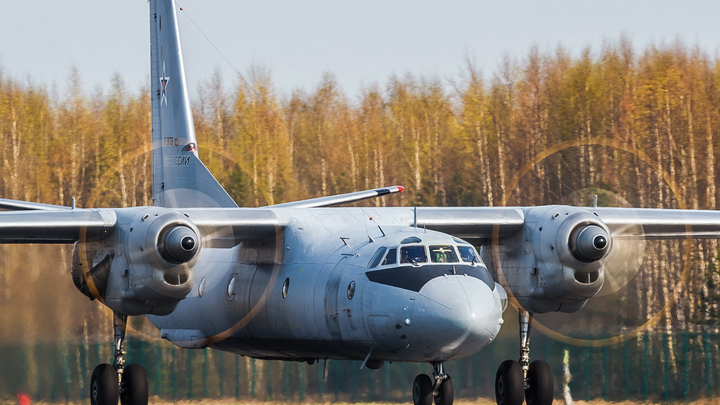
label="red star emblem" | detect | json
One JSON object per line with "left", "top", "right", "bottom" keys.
{"left": 160, "top": 61, "right": 170, "bottom": 106}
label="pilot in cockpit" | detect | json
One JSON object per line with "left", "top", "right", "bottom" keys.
{"left": 400, "top": 249, "right": 410, "bottom": 264}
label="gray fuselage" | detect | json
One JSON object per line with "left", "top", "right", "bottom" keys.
{"left": 148, "top": 208, "right": 505, "bottom": 364}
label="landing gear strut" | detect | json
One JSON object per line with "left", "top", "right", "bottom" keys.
{"left": 495, "top": 310, "right": 553, "bottom": 405}
{"left": 90, "top": 313, "right": 148, "bottom": 405}
{"left": 412, "top": 362, "right": 454, "bottom": 405}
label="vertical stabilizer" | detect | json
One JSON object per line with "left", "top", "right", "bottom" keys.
{"left": 150, "top": 0, "right": 237, "bottom": 208}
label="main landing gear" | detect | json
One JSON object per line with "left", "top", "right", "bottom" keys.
{"left": 90, "top": 313, "right": 149, "bottom": 405}
{"left": 495, "top": 310, "right": 554, "bottom": 405}
{"left": 412, "top": 362, "right": 454, "bottom": 405}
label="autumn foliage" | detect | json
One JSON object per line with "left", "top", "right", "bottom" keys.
{"left": 1, "top": 40, "right": 719, "bottom": 354}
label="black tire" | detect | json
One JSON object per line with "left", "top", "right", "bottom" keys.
{"left": 90, "top": 363, "right": 118, "bottom": 405}
{"left": 120, "top": 363, "right": 149, "bottom": 405}
{"left": 412, "top": 374, "right": 433, "bottom": 405}
{"left": 525, "top": 360, "right": 554, "bottom": 405}
{"left": 495, "top": 360, "right": 524, "bottom": 405}
{"left": 434, "top": 375, "right": 454, "bottom": 405}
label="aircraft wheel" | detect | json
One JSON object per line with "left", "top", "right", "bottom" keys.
{"left": 495, "top": 360, "right": 523, "bottom": 405}
{"left": 434, "top": 375, "right": 454, "bottom": 405}
{"left": 525, "top": 360, "right": 554, "bottom": 405}
{"left": 90, "top": 364, "right": 118, "bottom": 405}
{"left": 120, "top": 363, "right": 149, "bottom": 405}
{"left": 412, "top": 374, "right": 433, "bottom": 405}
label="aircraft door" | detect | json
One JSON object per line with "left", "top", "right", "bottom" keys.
{"left": 324, "top": 257, "right": 346, "bottom": 340}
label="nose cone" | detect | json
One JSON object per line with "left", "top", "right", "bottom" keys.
{"left": 412, "top": 275, "right": 502, "bottom": 358}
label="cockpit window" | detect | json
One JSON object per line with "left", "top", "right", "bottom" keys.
{"left": 400, "top": 246, "right": 427, "bottom": 264}
{"left": 458, "top": 246, "right": 480, "bottom": 263}
{"left": 368, "top": 247, "right": 387, "bottom": 268}
{"left": 382, "top": 248, "right": 397, "bottom": 265}
{"left": 429, "top": 245, "right": 459, "bottom": 263}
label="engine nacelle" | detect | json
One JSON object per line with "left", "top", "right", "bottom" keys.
{"left": 71, "top": 206, "right": 200, "bottom": 315}
{"left": 482, "top": 205, "right": 610, "bottom": 313}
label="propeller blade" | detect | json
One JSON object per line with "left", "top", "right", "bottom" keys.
{"left": 560, "top": 187, "right": 646, "bottom": 296}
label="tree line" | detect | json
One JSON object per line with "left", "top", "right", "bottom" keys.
{"left": 1, "top": 39, "right": 719, "bottom": 347}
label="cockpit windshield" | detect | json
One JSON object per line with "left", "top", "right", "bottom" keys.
{"left": 429, "top": 245, "right": 459, "bottom": 263}
{"left": 458, "top": 245, "right": 480, "bottom": 263}
{"left": 369, "top": 244, "right": 481, "bottom": 268}
{"left": 382, "top": 248, "right": 397, "bottom": 265}
{"left": 367, "top": 247, "right": 387, "bottom": 268}
{"left": 400, "top": 246, "right": 427, "bottom": 264}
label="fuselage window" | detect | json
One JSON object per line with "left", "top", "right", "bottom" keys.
{"left": 282, "top": 278, "right": 290, "bottom": 299}
{"left": 382, "top": 248, "right": 397, "bottom": 266}
{"left": 400, "top": 246, "right": 427, "bottom": 264}
{"left": 198, "top": 277, "right": 206, "bottom": 298}
{"left": 367, "top": 247, "right": 387, "bottom": 268}
{"left": 458, "top": 246, "right": 480, "bottom": 263}
{"left": 226, "top": 275, "right": 237, "bottom": 301}
{"left": 429, "top": 245, "right": 459, "bottom": 263}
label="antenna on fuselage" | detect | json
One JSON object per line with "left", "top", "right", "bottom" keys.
{"left": 361, "top": 209, "right": 374, "bottom": 242}
{"left": 369, "top": 217, "right": 386, "bottom": 238}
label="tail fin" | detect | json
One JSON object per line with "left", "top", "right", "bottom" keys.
{"left": 150, "top": 0, "right": 237, "bottom": 208}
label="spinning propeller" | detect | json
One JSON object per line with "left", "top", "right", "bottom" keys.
{"left": 561, "top": 188, "right": 647, "bottom": 298}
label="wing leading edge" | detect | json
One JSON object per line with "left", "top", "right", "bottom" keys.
{"left": 419, "top": 206, "right": 720, "bottom": 240}
{"left": 594, "top": 207, "right": 720, "bottom": 239}
{"left": 0, "top": 209, "right": 117, "bottom": 243}
{"left": 0, "top": 198, "right": 72, "bottom": 211}
{"left": 4, "top": 204, "right": 720, "bottom": 245}
{"left": 270, "top": 186, "right": 406, "bottom": 208}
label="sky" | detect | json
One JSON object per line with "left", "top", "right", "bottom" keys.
{"left": 1, "top": 0, "right": 720, "bottom": 99}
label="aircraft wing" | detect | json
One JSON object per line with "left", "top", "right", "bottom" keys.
{"left": 594, "top": 207, "right": 720, "bottom": 239}
{"left": 0, "top": 197, "right": 71, "bottom": 211}
{"left": 175, "top": 208, "right": 282, "bottom": 248}
{"left": 270, "top": 186, "right": 405, "bottom": 208}
{"left": 413, "top": 206, "right": 720, "bottom": 241}
{"left": 3, "top": 204, "right": 720, "bottom": 245}
{"left": 0, "top": 209, "right": 117, "bottom": 243}
{"left": 183, "top": 208, "right": 280, "bottom": 238}
{"left": 415, "top": 207, "right": 526, "bottom": 238}
{"left": 0, "top": 206, "right": 281, "bottom": 246}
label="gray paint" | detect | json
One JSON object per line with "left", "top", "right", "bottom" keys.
{"left": 4, "top": 1, "right": 720, "bottom": 397}
{"left": 150, "top": 0, "right": 237, "bottom": 209}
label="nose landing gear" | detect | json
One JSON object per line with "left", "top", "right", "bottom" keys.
{"left": 412, "top": 362, "right": 454, "bottom": 405}
{"left": 89, "top": 313, "right": 149, "bottom": 405}
{"left": 495, "top": 310, "right": 554, "bottom": 405}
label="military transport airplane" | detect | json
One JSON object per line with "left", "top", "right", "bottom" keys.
{"left": 2, "top": 1, "right": 720, "bottom": 405}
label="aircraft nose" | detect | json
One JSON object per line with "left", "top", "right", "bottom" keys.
{"left": 411, "top": 275, "right": 503, "bottom": 358}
